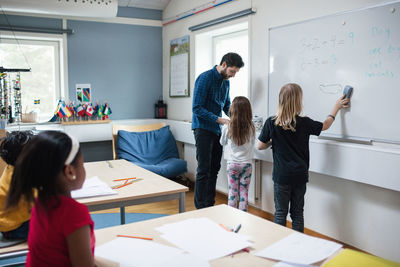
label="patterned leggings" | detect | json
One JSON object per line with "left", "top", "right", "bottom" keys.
{"left": 227, "top": 162, "right": 252, "bottom": 212}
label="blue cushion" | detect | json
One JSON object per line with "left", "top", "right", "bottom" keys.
{"left": 116, "top": 126, "right": 187, "bottom": 178}
{"left": 135, "top": 158, "right": 187, "bottom": 178}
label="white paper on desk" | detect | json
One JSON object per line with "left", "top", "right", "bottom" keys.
{"left": 255, "top": 232, "right": 342, "bottom": 265}
{"left": 157, "top": 218, "right": 252, "bottom": 242}
{"left": 152, "top": 253, "right": 210, "bottom": 267}
{"left": 71, "top": 176, "right": 117, "bottom": 199}
{"left": 156, "top": 217, "right": 252, "bottom": 261}
{"left": 95, "top": 237, "right": 209, "bottom": 267}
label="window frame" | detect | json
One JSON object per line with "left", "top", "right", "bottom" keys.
{"left": 212, "top": 28, "right": 249, "bottom": 98}
{"left": 0, "top": 30, "right": 67, "bottom": 121}
{"left": 194, "top": 21, "right": 250, "bottom": 101}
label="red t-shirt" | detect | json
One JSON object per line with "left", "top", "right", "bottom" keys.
{"left": 26, "top": 195, "right": 95, "bottom": 267}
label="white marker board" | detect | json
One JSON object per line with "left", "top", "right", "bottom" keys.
{"left": 268, "top": 1, "right": 400, "bottom": 143}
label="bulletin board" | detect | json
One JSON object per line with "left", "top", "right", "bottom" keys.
{"left": 170, "top": 35, "right": 190, "bottom": 97}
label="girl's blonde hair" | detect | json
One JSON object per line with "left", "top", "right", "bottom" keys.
{"left": 229, "top": 96, "right": 255, "bottom": 146}
{"left": 274, "top": 83, "right": 303, "bottom": 132}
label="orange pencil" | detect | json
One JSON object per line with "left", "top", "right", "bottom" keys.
{"left": 113, "top": 181, "right": 133, "bottom": 189}
{"left": 219, "top": 223, "right": 231, "bottom": 232}
{"left": 117, "top": 235, "right": 153, "bottom": 240}
{"left": 113, "top": 177, "right": 136, "bottom": 182}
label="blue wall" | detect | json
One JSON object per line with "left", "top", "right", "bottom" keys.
{"left": 0, "top": 15, "right": 62, "bottom": 28}
{"left": 117, "top": 7, "right": 162, "bottom": 20}
{"left": 67, "top": 20, "right": 162, "bottom": 119}
{"left": 0, "top": 7, "right": 162, "bottom": 120}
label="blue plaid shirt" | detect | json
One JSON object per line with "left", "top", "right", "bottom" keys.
{"left": 192, "top": 66, "right": 230, "bottom": 135}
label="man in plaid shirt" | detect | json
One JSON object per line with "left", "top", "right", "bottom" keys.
{"left": 192, "top": 53, "right": 244, "bottom": 209}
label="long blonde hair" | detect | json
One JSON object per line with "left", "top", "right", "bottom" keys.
{"left": 274, "top": 83, "right": 303, "bottom": 132}
{"left": 229, "top": 96, "right": 255, "bottom": 146}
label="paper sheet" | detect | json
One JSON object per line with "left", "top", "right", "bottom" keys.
{"left": 255, "top": 232, "right": 342, "bottom": 265}
{"left": 156, "top": 217, "right": 252, "bottom": 260}
{"left": 95, "top": 237, "right": 210, "bottom": 267}
{"left": 71, "top": 176, "right": 117, "bottom": 199}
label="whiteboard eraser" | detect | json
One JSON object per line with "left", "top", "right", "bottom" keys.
{"left": 343, "top": 85, "right": 353, "bottom": 99}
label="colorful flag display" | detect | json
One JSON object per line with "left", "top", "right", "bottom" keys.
{"left": 49, "top": 100, "right": 112, "bottom": 122}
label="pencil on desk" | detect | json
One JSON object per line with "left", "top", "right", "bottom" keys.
{"left": 117, "top": 235, "right": 153, "bottom": 240}
{"left": 113, "top": 177, "right": 136, "bottom": 182}
{"left": 219, "top": 223, "right": 231, "bottom": 232}
{"left": 112, "top": 181, "right": 133, "bottom": 189}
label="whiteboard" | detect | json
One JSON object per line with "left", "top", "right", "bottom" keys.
{"left": 268, "top": 1, "right": 400, "bottom": 143}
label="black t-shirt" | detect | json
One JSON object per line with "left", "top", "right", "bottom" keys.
{"left": 258, "top": 116, "right": 323, "bottom": 185}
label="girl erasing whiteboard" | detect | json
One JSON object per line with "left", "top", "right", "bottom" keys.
{"left": 257, "top": 83, "right": 349, "bottom": 232}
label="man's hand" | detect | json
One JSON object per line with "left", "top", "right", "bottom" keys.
{"left": 217, "top": 117, "right": 230, "bottom": 125}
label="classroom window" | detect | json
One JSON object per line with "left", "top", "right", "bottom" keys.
{"left": 212, "top": 29, "right": 248, "bottom": 100}
{"left": 195, "top": 22, "right": 249, "bottom": 102}
{"left": 0, "top": 33, "right": 64, "bottom": 122}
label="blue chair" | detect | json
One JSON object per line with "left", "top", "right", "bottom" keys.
{"left": 114, "top": 124, "right": 187, "bottom": 178}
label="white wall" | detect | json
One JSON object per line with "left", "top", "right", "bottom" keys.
{"left": 163, "top": 0, "right": 400, "bottom": 262}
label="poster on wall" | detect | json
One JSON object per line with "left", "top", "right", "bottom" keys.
{"left": 170, "top": 35, "right": 190, "bottom": 97}
{"left": 76, "top": 84, "right": 91, "bottom": 102}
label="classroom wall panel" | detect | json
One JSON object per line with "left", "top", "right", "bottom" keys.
{"left": 163, "top": 0, "right": 400, "bottom": 262}
{"left": 117, "top": 6, "right": 162, "bottom": 20}
{"left": 67, "top": 19, "right": 162, "bottom": 119}
{"left": 0, "top": 14, "right": 62, "bottom": 29}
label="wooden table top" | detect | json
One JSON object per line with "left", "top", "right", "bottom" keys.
{"left": 94, "top": 204, "right": 299, "bottom": 267}
{"left": 80, "top": 159, "right": 188, "bottom": 206}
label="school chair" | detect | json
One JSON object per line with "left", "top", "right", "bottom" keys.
{"left": 112, "top": 123, "right": 187, "bottom": 179}
{"left": 0, "top": 233, "right": 26, "bottom": 267}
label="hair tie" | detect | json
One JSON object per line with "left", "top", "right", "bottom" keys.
{"left": 65, "top": 134, "right": 80, "bottom": 165}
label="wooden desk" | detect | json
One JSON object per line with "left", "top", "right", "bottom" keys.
{"left": 94, "top": 204, "right": 297, "bottom": 267}
{"left": 0, "top": 159, "right": 188, "bottom": 261}
{"left": 83, "top": 159, "right": 188, "bottom": 224}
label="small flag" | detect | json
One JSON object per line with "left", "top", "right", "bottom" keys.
{"left": 93, "top": 102, "right": 99, "bottom": 115}
{"left": 86, "top": 103, "right": 94, "bottom": 117}
{"left": 61, "top": 102, "right": 72, "bottom": 118}
{"left": 34, "top": 99, "right": 40, "bottom": 105}
{"left": 54, "top": 100, "right": 62, "bottom": 115}
{"left": 57, "top": 106, "right": 65, "bottom": 118}
{"left": 77, "top": 104, "right": 86, "bottom": 117}
{"left": 103, "top": 104, "right": 110, "bottom": 116}
{"left": 55, "top": 100, "right": 64, "bottom": 118}
{"left": 49, "top": 114, "right": 57, "bottom": 122}
{"left": 68, "top": 102, "right": 75, "bottom": 116}
{"left": 97, "top": 104, "right": 103, "bottom": 117}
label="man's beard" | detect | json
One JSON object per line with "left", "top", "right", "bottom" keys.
{"left": 220, "top": 68, "right": 229, "bottom": 79}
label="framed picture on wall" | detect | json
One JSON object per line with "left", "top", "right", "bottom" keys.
{"left": 170, "top": 35, "right": 190, "bottom": 97}
{"left": 76, "top": 83, "right": 91, "bottom": 102}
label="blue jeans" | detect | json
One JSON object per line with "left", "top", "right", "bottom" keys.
{"left": 193, "top": 128, "right": 223, "bottom": 209}
{"left": 274, "top": 182, "right": 307, "bottom": 232}
{"left": 2, "top": 220, "right": 30, "bottom": 240}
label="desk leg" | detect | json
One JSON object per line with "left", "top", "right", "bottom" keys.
{"left": 120, "top": 207, "right": 125, "bottom": 224}
{"left": 179, "top": 192, "right": 186, "bottom": 213}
